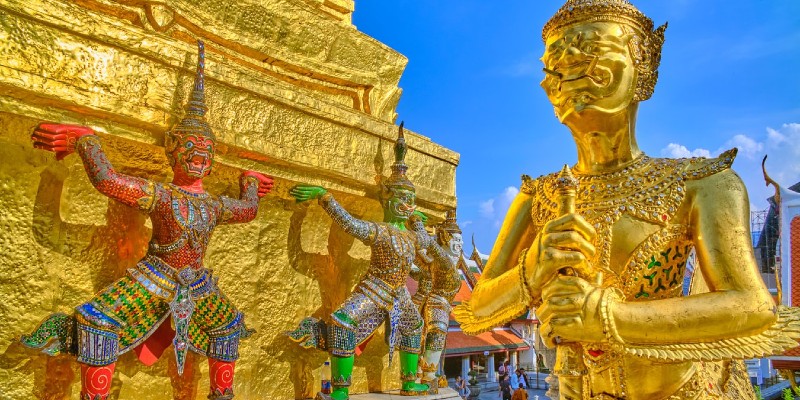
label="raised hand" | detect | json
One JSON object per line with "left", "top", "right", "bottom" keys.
{"left": 410, "top": 210, "right": 428, "bottom": 225}
{"left": 243, "top": 171, "right": 274, "bottom": 198}
{"left": 523, "top": 212, "right": 597, "bottom": 296}
{"left": 290, "top": 184, "right": 327, "bottom": 203}
{"left": 537, "top": 275, "right": 607, "bottom": 347}
{"left": 31, "top": 123, "right": 96, "bottom": 160}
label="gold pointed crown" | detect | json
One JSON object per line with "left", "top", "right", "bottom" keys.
{"left": 436, "top": 209, "right": 461, "bottom": 247}
{"left": 543, "top": 0, "right": 667, "bottom": 101}
{"left": 383, "top": 122, "right": 415, "bottom": 192}
{"left": 439, "top": 209, "right": 462, "bottom": 234}
{"left": 165, "top": 40, "right": 215, "bottom": 157}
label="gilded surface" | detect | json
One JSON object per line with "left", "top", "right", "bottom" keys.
{"left": 453, "top": 0, "right": 800, "bottom": 399}
{"left": 0, "top": 0, "right": 458, "bottom": 398}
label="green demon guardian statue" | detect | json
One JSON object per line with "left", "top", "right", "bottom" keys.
{"left": 287, "top": 124, "right": 452, "bottom": 400}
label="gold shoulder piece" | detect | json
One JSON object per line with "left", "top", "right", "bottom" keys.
{"left": 453, "top": 300, "right": 531, "bottom": 336}
{"left": 624, "top": 305, "right": 800, "bottom": 361}
{"left": 521, "top": 174, "right": 535, "bottom": 195}
{"left": 683, "top": 148, "right": 738, "bottom": 181}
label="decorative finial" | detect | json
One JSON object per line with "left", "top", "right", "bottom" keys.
{"left": 555, "top": 164, "right": 578, "bottom": 195}
{"left": 440, "top": 209, "right": 462, "bottom": 234}
{"left": 384, "top": 121, "right": 415, "bottom": 192}
{"left": 555, "top": 164, "right": 579, "bottom": 217}
{"left": 395, "top": 121, "right": 407, "bottom": 165}
{"left": 168, "top": 40, "right": 215, "bottom": 141}
{"left": 762, "top": 155, "right": 781, "bottom": 206}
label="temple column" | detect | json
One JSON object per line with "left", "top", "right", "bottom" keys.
{"left": 511, "top": 352, "right": 518, "bottom": 372}
{"left": 461, "top": 356, "right": 470, "bottom": 381}
{"left": 487, "top": 355, "right": 496, "bottom": 382}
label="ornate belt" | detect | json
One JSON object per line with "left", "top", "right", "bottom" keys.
{"left": 127, "top": 255, "right": 218, "bottom": 300}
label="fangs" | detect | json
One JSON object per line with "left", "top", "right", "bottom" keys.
{"left": 187, "top": 150, "right": 209, "bottom": 174}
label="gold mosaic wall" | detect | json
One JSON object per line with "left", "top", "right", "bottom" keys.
{"left": 0, "top": 0, "right": 458, "bottom": 398}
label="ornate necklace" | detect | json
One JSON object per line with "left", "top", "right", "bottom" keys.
{"left": 168, "top": 184, "right": 214, "bottom": 251}
{"left": 522, "top": 150, "right": 736, "bottom": 285}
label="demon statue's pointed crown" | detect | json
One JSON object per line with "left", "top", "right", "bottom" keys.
{"left": 543, "top": 0, "right": 667, "bottom": 101}
{"left": 383, "top": 122, "right": 415, "bottom": 193}
{"left": 165, "top": 40, "right": 216, "bottom": 162}
{"left": 440, "top": 210, "right": 462, "bottom": 234}
{"left": 436, "top": 209, "right": 462, "bottom": 247}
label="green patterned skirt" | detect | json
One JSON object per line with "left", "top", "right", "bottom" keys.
{"left": 22, "top": 255, "right": 249, "bottom": 369}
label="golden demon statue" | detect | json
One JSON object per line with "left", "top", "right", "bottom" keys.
{"left": 410, "top": 210, "right": 462, "bottom": 393}
{"left": 454, "top": 1, "right": 800, "bottom": 399}
{"left": 21, "top": 41, "right": 274, "bottom": 400}
{"left": 287, "top": 124, "right": 441, "bottom": 399}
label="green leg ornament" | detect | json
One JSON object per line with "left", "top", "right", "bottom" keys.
{"left": 317, "top": 355, "right": 353, "bottom": 400}
{"left": 399, "top": 351, "right": 429, "bottom": 396}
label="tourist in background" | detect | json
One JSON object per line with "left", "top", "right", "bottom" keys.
{"left": 498, "top": 360, "right": 510, "bottom": 377}
{"left": 499, "top": 374, "right": 512, "bottom": 400}
{"left": 455, "top": 375, "right": 470, "bottom": 399}
{"left": 511, "top": 383, "right": 528, "bottom": 400}
{"left": 509, "top": 369, "right": 520, "bottom": 391}
{"left": 516, "top": 368, "right": 528, "bottom": 389}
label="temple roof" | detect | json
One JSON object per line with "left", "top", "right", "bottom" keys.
{"left": 444, "top": 328, "right": 529, "bottom": 356}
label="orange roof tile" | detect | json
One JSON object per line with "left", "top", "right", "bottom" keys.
{"left": 445, "top": 329, "right": 529, "bottom": 356}
{"left": 781, "top": 344, "right": 800, "bottom": 357}
{"left": 453, "top": 279, "right": 473, "bottom": 303}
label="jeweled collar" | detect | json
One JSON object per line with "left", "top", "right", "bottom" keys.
{"left": 168, "top": 183, "right": 209, "bottom": 199}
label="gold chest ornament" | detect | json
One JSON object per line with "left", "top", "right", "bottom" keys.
{"left": 522, "top": 149, "right": 736, "bottom": 300}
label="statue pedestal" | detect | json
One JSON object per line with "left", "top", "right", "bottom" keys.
{"left": 350, "top": 388, "right": 461, "bottom": 399}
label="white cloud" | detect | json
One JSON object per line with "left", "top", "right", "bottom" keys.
{"left": 661, "top": 143, "right": 711, "bottom": 158}
{"left": 479, "top": 199, "right": 494, "bottom": 218}
{"left": 722, "top": 134, "right": 763, "bottom": 159}
{"left": 478, "top": 186, "right": 520, "bottom": 229}
{"left": 661, "top": 123, "right": 800, "bottom": 210}
{"left": 502, "top": 186, "right": 520, "bottom": 204}
{"left": 761, "top": 123, "right": 800, "bottom": 186}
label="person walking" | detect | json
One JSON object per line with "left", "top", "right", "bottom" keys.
{"left": 516, "top": 368, "right": 528, "bottom": 389}
{"left": 499, "top": 375, "right": 512, "bottom": 400}
{"left": 509, "top": 370, "right": 520, "bottom": 392}
{"left": 511, "top": 383, "right": 528, "bottom": 400}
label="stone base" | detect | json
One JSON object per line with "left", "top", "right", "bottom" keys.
{"left": 350, "top": 387, "right": 460, "bottom": 400}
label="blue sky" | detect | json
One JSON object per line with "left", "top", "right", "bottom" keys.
{"left": 353, "top": 1, "right": 800, "bottom": 253}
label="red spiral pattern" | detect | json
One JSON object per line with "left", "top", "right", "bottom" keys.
{"left": 209, "top": 360, "right": 235, "bottom": 391}
{"left": 80, "top": 363, "right": 115, "bottom": 398}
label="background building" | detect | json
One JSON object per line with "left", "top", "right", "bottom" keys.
{"left": 760, "top": 181, "right": 800, "bottom": 384}
{"left": 433, "top": 240, "right": 539, "bottom": 383}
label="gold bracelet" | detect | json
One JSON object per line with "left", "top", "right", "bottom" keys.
{"left": 600, "top": 288, "right": 625, "bottom": 346}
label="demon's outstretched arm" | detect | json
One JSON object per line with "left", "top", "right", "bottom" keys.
{"left": 32, "top": 123, "right": 158, "bottom": 212}
{"left": 218, "top": 171, "right": 273, "bottom": 224}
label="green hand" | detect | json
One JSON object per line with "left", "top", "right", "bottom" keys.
{"left": 412, "top": 210, "right": 428, "bottom": 224}
{"left": 290, "top": 184, "right": 327, "bottom": 203}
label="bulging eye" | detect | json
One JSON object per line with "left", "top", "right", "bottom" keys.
{"left": 185, "top": 141, "right": 194, "bottom": 149}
